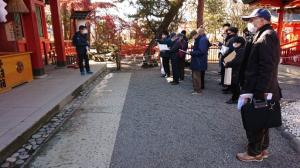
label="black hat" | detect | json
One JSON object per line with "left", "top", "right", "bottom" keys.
{"left": 233, "top": 37, "right": 246, "bottom": 46}
{"left": 170, "top": 32, "right": 177, "bottom": 38}
{"left": 79, "top": 25, "right": 87, "bottom": 30}
{"left": 177, "top": 33, "right": 184, "bottom": 38}
{"left": 227, "top": 27, "right": 239, "bottom": 34}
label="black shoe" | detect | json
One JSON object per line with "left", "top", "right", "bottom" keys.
{"left": 161, "top": 74, "right": 166, "bottom": 78}
{"left": 222, "top": 88, "right": 230, "bottom": 92}
{"left": 226, "top": 99, "right": 238, "bottom": 104}
{"left": 170, "top": 81, "right": 179, "bottom": 85}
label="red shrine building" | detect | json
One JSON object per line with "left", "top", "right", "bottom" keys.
{"left": 0, "top": 0, "right": 90, "bottom": 93}
{"left": 243, "top": 0, "right": 300, "bottom": 66}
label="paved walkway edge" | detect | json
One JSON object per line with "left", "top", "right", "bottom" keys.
{"left": 279, "top": 64, "right": 300, "bottom": 76}
{"left": 0, "top": 66, "right": 107, "bottom": 163}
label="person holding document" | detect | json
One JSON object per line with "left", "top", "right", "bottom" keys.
{"left": 221, "top": 27, "right": 238, "bottom": 92}
{"left": 224, "top": 37, "right": 246, "bottom": 104}
{"left": 237, "top": 8, "right": 282, "bottom": 162}
{"left": 169, "top": 33, "right": 183, "bottom": 85}
{"left": 157, "top": 31, "right": 172, "bottom": 78}
{"left": 190, "top": 27, "right": 210, "bottom": 94}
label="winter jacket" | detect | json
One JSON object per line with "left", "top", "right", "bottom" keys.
{"left": 190, "top": 34, "right": 210, "bottom": 71}
{"left": 72, "top": 32, "right": 89, "bottom": 55}
{"left": 226, "top": 46, "right": 245, "bottom": 84}
{"left": 240, "top": 24, "right": 282, "bottom": 101}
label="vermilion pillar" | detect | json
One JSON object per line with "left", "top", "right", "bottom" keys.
{"left": 49, "top": 0, "right": 66, "bottom": 66}
{"left": 277, "top": 6, "right": 285, "bottom": 43}
{"left": 23, "top": 0, "right": 45, "bottom": 76}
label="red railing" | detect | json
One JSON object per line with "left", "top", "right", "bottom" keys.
{"left": 281, "top": 40, "right": 300, "bottom": 66}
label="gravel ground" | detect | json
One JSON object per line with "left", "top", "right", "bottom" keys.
{"left": 282, "top": 101, "right": 300, "bottom": 138}
{"left": 109, "top": 65, "right": 300, "bottom": 168}
{"left": 277, "top": 69, "right": 300, "bottom": 140}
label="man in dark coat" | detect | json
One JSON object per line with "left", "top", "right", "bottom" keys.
{"left": 190, "top": 28, "right": 210, "bottom": 94}
{"left": 169, "top": 33, "right": 182, "bottom": 85}
{"left": 225, "top": 36, "right": 246, "bottom": 104}
{"left": 237, "top": 8, "right": 282, "bottom": 162}
{"left": 72, "top": 25, "right": 92, "bottom": 75}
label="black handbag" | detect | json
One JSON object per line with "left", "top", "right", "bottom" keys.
{"left": 241, "top": 99, "right": 282, "bottom": 131}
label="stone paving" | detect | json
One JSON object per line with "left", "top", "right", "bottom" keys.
{"left": 0, "top": 62, "right": 106, "bottom": 166}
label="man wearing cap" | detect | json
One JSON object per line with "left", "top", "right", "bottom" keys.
{"left": 72, "top": 25, "right": 93, "bottom": 75}
{"left": 237, "top": 8, "right": 282, "bottom": 162}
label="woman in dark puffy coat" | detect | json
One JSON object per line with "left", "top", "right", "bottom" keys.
{"left": 225, "top": 36, "right": 246, "bottom": 104}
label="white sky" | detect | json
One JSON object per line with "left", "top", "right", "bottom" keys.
{"left": 91, "top": 0, "right": 137, "bottom": 21}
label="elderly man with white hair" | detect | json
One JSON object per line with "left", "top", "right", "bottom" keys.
{"left": 189, "top": 27, "right": 210, "bottom": 94}
{"left": 237, "top": 8, "right": 282, "bottom": 162}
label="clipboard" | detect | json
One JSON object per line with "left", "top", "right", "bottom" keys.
{"left": 224, "top": 51, "right": 236, "bottom": 63}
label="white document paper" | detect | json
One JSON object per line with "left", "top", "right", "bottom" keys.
{"left": 158, "top": 44, "right": 170, "bottom": 51}
{"left": 237, "top": 94, "right": 254, "bottom": 110}
{"left": 220, "top": 45, "right": 229, "bottom": 55}
{"left": 224, "top": 68, "right": 232, "bottom": 85}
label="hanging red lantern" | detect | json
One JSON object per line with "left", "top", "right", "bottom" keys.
{"left": 0, "top": 0, "right": 8, "bottom": 22}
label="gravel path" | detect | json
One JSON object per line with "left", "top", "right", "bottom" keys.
{"left": 109, "top": 65, "right": 300, "bottom": 168}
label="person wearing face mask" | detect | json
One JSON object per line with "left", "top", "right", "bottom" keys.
{"left": 224, "top": 37, "right": 246, "bottom": 104}
{"left": 220, "top": 27, "right": 239, "bottom": 93}
{"left": 236, "top": 8, "right": 282, "bottom": 162}
{"left": 72, "top": 25, "right": 92, "bottom": 75}
{"left": 217, "top": 23, "right": 231, "bottom": 76}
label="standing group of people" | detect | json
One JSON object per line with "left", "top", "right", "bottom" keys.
{"left": 157, "top": 27, "right": 210, "bottom": 94}
{"left": 217, "top": 24, "right": 248, "bottom": 104}
{"left": 219, "top": 8, "right": 282, "bottom": 162}
{"left": 158, "top": 8, "right": 283, "bottom": 162}
{"left": 157, "top": 30, "right": 188, "bottom": 85}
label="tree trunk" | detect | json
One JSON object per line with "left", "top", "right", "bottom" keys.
{"left": 143, "top": 0, "right": 185, "bottom": 64}
{"left": 197, "top": 0, "right": 204, "bottom": 28}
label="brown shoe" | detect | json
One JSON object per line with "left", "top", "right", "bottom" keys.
{"left": 236, "top": 152, "right": 263, "bottom": 162}
{"left": 262, "top": 150, "right": 269, "bottom": 159}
